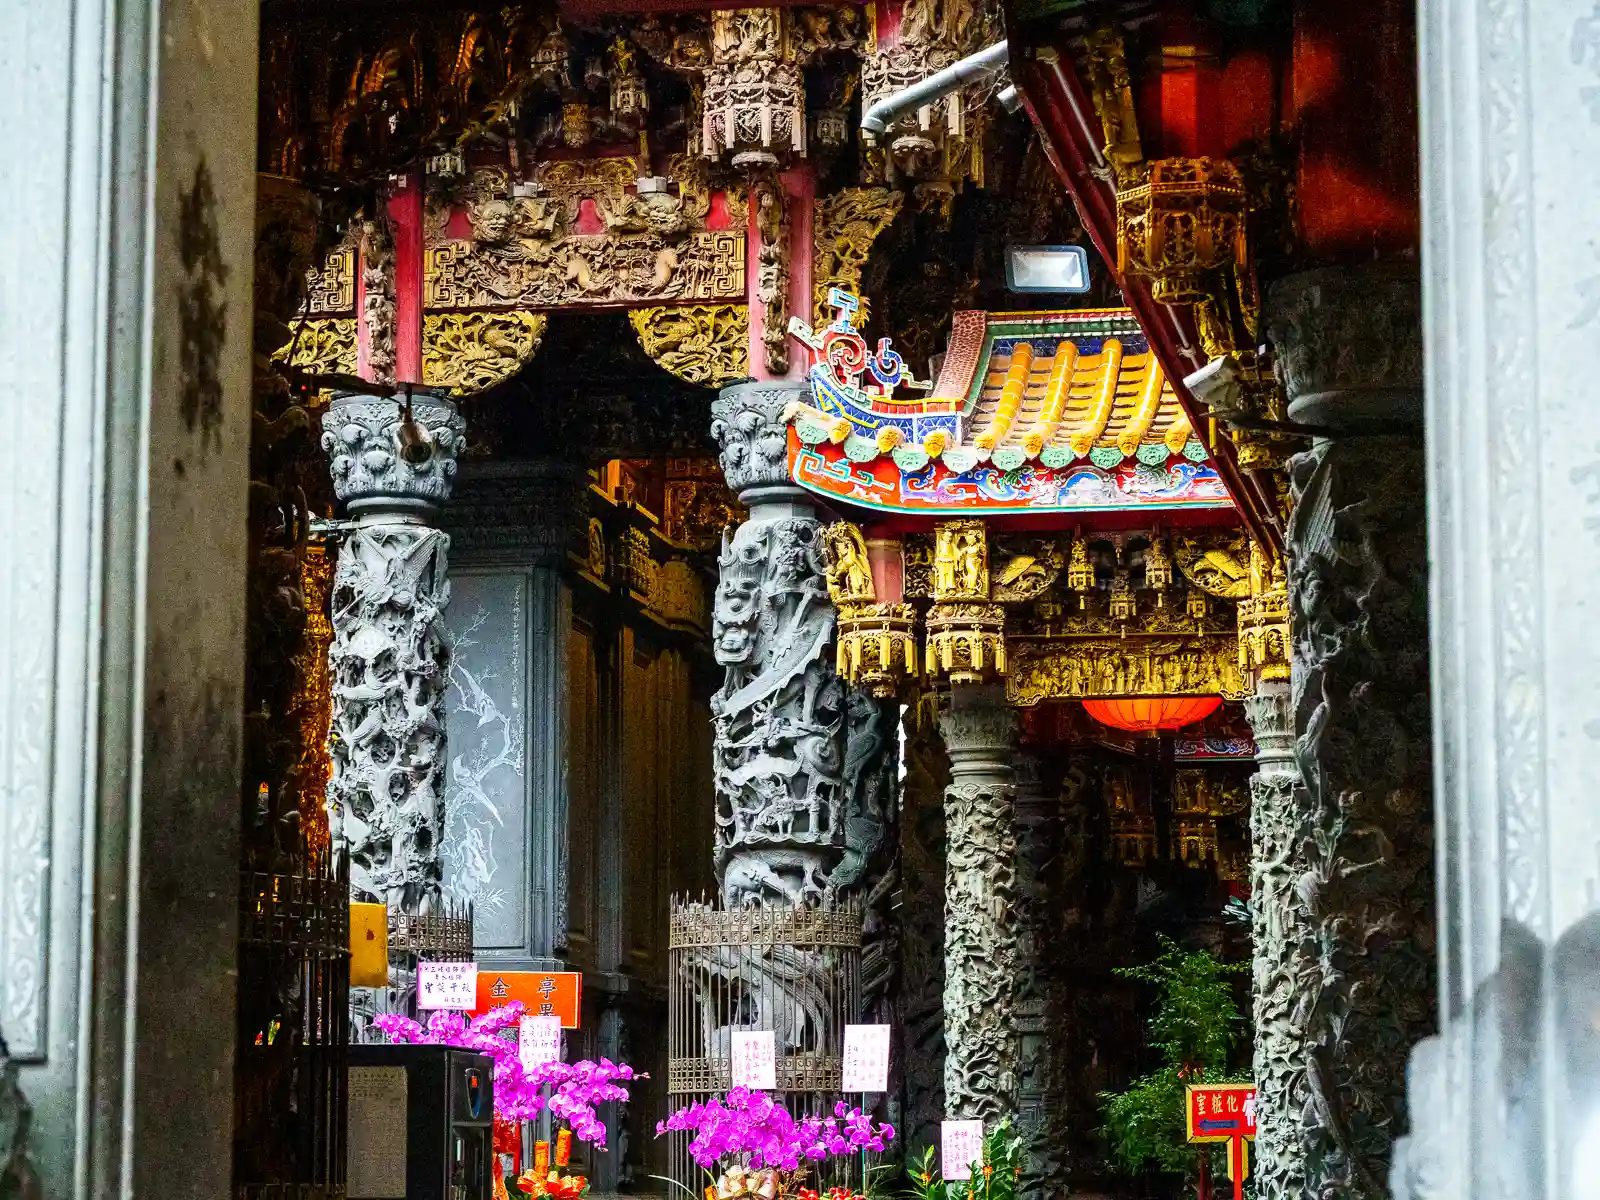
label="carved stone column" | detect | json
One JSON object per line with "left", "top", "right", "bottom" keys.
{"left": 938, "top": 686, "right": 1019, "bottom": 1124}
{"left": 1266, "top": 264, "right": 1433, "bottom": 1199}
{"left": 322, "top": 390, "right": 465, "bottom": 915}
{"left": 1242, "top": 677, "right": 1304, "bottom": 1199}
{"left": 1393, "top": 11, "right": 1600, "bottom": 1194}
{"left": 708, "top": 379, "right": 898, "bottom": 916}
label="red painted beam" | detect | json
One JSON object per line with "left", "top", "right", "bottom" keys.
{"left": 1011, "top": 43, "right": 1281, "bottom": 553}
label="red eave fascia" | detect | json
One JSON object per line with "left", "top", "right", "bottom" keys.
{"left": 1009, "top": 39, "right": 1282, "bottom": 553}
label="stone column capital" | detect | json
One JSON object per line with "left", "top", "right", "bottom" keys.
{"left": 711, "top": 379, "right": 809, "bottom": 500}
{"left": 1266, "top": 264, "right": 1422, "bottom": 430}
{"left": 939, "top": 686, "right": 1018, "bottom": 789}
{"left": 1243, "top": 677, "right": 1295, "bottom": 775}
{"left": 322, "top": 389, "right": 465, "bottom": 516}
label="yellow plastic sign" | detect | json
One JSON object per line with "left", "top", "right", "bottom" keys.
{"left": 350, "top": 903, "right": 389, "bottom": 987}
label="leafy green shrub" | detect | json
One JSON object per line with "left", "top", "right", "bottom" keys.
{"left": 1097, "top": 936, "right": 1249, "bottom": 1183}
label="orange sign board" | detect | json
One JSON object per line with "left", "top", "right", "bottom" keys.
{"left": 474, "top": 971, "right": 583, "bottom": 1029}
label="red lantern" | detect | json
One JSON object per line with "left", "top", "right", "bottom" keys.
{"left": 1082, "top": 696, "right": 1222, "bottom": 733}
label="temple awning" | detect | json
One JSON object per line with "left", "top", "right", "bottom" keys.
{"left": 785, "top": 304, "right": 1232, "bottom": 515}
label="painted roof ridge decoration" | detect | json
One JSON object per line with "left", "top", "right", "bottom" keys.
{"left": 784, "top": 293, "right": 1231, "bottom": 515}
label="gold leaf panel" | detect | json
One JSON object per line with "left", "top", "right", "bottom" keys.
{"left": 629, "top": 304, "right": 749, "bottom": 388}
{"left": 273, "top": 317, "right": 358, "bottom": 377}
{"left": 422, "top": 311, "right": 548, "bottom": 396}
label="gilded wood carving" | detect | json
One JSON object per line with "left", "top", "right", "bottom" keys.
{"left": 426, "top": 158, "right": 746, "bottom": 311}
{"left": 273, "top": 317, "right": 359, "bottom": 377}
{"left": 629, "top": 304, "right": 750, "bottom": 387}
{"left": 1006, "top": 636, "right": 1249, "bottom": 704}
{"left": 422, "top": 311, "right": 547, "bottom": 395}
{"left": 812, "top": 188, "right": 903, "bottom": 322}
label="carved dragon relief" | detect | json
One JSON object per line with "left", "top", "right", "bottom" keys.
{"left": 1175, "top": 532, "right": 1253, "bottom": 598}
{"left": 1284, "top": 435, "right": 1434, "bottom": 1200}
{"left": 629, "top": 304, "right": 750, "bottom": 388}
{"left": 708, "top": 381, "right": 899, "bottom": 1061}
{"left": 321, "top": 393, "right": 466, "bottom": 916}
{"left": 897, "top": 701, "right": 949, "bottom": 1152}
{"left": 812, "top": 188, "right": 903, "bottom": 321}
{"left": 938, "top": 702, "right": 1019, "bottom": 1125}
{"left": 422, "top": 311, "right": 547, "bottom": 395}
{"left": 942, "top": 781, "right": 1017, "bottom": 1121}
{"left": 273, "top": 318, "right": 359, "bottom": 378}
{"left": 709, "top": 508, "right": 843, "bottom": 906}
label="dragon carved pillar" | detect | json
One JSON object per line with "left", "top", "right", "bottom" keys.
{"left": 322, "top": 390, "right": 465, "bottom": 921}
{"left": 708, "top": 379, "right": 898, "bottom": 994}
{"left": 897, "top": 699, "right": 950, "bottom": 1150}
{"left": 938, "top": 686, "right": 1019, "bottom": 1124}
{"left": 1243, "top": 674, "right": 1305, "bottom": 1199}
{"left": 1265, "top": 264, "right": 1434, "bottom": 1199}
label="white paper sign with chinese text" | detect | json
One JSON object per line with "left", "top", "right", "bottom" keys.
{"left": 841, "top": 1024, "right": 891, "bottom": 1092}
{"left": 519, "top": 1013, "right": 563, "bottom": 1071}
{"left": 941, "top": 1119, "right": 984, "bottom": 1181}
{"left": 417, "top": 961, "right": 478, "bottom": 1010}
{"left": 731, "top": 1029, "right": 777, "bottom": 1090}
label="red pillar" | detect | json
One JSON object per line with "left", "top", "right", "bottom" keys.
{"left": 746, "top": 164, "right": 816, "bottom": 382}
{"left": 1291, "top": 0, "right": 1419, "bottom": 260}
{"left": 388, "top": 171, "right": 425, "bottom": 384}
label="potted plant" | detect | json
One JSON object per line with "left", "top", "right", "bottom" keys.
{"left": 375, "top": 1001, "right": 640, "bottom": 1198}
{"left": 655, "top": 1087, "right": 894, "bottom": 1199}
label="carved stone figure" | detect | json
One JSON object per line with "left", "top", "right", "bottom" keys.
{"left": 822, "top": 522, "right": 875, "bottom": 603}
{"left": 322, "top": 390, "right": 466, "bottom": 918}
{"left": 939, "top": 693, "right": 1018, "bottom": 1123}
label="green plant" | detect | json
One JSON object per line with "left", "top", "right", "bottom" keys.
{"left": 905, "top": 1144, "right": 946, "bottom": 1200}
{"left": 903, "top": 1119, "right": 1022, "bottom": 1200}
{"left": 1097, "top": 936, "right": 1249, "bottom": 1184}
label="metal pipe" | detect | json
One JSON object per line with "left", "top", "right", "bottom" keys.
{"left": 860, "top": 39, "right": 1010, "bottom": 140}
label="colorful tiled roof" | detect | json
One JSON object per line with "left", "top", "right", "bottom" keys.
{"left": 785, "top": 303, "right": 1229, "bottom": 515}
{"left": 954, "top": 318, "right": 1192, "bottom": 464}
